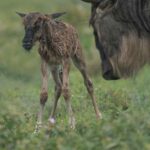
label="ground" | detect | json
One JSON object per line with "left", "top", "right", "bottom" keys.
{"left": 0, "top": 0, "right": 150, "bottom": 150}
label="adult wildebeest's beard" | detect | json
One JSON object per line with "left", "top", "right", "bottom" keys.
{"left": 22, "top": 27, "right": 35, "bottom": 51}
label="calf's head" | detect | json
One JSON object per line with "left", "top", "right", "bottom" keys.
{"left": 17, "top": 12, "right": 66, "bottom": 51}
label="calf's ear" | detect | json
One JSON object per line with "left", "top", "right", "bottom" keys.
{"left": 81, "top": 0, "right": 101, "bottom": 3}
{"left": 50, "top": 12, "right": 66, "bottom": 19}
{"left": 16, "top": 12, "right": 26, "bottom": 18}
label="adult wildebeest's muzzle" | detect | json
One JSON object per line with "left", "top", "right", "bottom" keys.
{"left": 94, "top": 30, "right": 120, "bottom": 80}
{"left": 102, "top": 60, "right": 120, "bottom": 80}
{"left": 22, "top": 27, "right": 34, "bottom": 51}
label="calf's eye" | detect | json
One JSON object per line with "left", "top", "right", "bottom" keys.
{"left": 34, "top": 25, "right": 40, "bottom": 31}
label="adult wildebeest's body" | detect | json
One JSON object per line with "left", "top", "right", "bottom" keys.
{"left": 17, "top": 12, "right": 101, "bottom": 132}
{"left": 82, "top": 0, "right": 150, "bottom": 79}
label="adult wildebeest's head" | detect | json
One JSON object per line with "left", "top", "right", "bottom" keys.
{"left": 17, "top": 12, "right": 66, "bottom": 51}
{"left": 81, "top": 0, "right": 119, "bottom": 80}
{"left": 81, "top": 0, "right": 150, "bottom": 80}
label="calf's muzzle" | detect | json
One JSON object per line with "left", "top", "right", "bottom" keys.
{"left": 22, "top": 27, "right": 34, "bottom": 50}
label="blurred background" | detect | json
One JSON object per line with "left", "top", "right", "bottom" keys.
{"left": 0, "top": 0, "right": 150, "bottom": 150}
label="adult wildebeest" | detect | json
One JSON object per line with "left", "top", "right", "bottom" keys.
{"left": 17, "top": 12, "right": 101, "bottom": 131}
{"left": 81, "top": 0, "right": 150, "bottom": 80}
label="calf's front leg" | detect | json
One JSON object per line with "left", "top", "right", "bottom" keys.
{"left": 62, "top": 59, "right": 75, "bottom": 129}
{"left": 35, "top": 58, "right": 49, "bottom": 133}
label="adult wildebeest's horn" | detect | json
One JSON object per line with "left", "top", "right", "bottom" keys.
{"left": 16, "top": 12, "right": 26, "bottom": 17}
{"left": 50, "top": 12, "right": 66, "bottom": 19}
{"left": 81, "top": 0, "right": 101, "bottom": 3}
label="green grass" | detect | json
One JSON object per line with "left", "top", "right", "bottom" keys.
{"left": 0, "top": 0, "right": 150, "bottom": 150}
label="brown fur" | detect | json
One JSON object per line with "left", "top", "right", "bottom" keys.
{"left": 38, "top": 19, "right": 80, "bottom": 64}
{"left": 18, "top": 12, "right": 101, "bottom": 131}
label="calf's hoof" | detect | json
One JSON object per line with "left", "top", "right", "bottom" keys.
{"left": 48, "top": 117, "right": 56, "bottom": 125}
{"left": 96, "top": 112, "right": 102, "bottom": 120}
{"left": 69, "top": 117, "right": 76, "bottom": 129}
{"left": 34, "top": 121, "right": 42, "bottom": 134}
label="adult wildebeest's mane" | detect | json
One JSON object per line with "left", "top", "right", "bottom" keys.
{"left": 113, "top": 0, "right": 150, "bottom": 32}
{"left": 82, "top": 0, "right": 150, "bottom": 79}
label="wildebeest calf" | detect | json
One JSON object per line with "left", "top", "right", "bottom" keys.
{"left": 17, "top": 12, "right": 101, "bottom": 131}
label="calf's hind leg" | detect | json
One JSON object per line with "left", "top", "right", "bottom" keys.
{"left": 72, "top": 53, "right": 102, "bottom": 119}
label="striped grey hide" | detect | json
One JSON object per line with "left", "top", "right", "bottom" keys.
{"left": 81, "top": 0, "right": 150, "bottom": 80}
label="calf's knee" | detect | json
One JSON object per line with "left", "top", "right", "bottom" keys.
{"left": 40, "top": 92, "right": 48, "bottom": 105}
